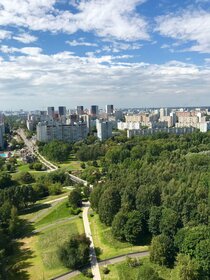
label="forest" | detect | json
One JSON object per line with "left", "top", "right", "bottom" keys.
{"left": 88, "top": 132, "right": 209, "bottom": 279}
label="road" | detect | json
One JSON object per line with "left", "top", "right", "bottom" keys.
{"left": 83, "top": 201, "right": 101, "bottom": 280}
{"left": 52, "top": 251, "right": 149, "bottom": 280}
{"left": 17, "top": 129, "right": 58, "bottom": 171}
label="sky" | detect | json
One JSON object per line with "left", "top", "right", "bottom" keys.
{"left": 0, "top": 0, "right": 210, "bottom": 110}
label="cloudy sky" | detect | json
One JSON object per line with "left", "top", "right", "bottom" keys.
{"left": 0, "top": 0, "right": 210, "bottom": 110}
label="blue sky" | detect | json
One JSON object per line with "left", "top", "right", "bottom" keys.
{"left": 0, "top": 0, "right": 210, "bottom": 110}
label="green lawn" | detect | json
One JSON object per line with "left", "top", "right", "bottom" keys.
{"left": 70, "top": 274, "right": 91, "bottom": 280}
{"left": 22, "top": 218, "right": 84, "bottom": 280}
{"left": 59, "top": 160, "right": 82, "bottom": 172}
{"left": 89, "top": 214, "right": 148, "bottom": 260}
{"left": 36, "top": 190, "right": 69, "bottom": 204}
{"left": 99, "top": 257, "right": 176, "bottom": 280}
{"left": 18, "top": 163, "right": 30, "bottom": 172}
{"left": 35, "top": 199, "right": 72, "bottom": 228}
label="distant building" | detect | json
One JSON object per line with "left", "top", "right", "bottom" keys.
{"left": 90, "top": 105, "right": 99, "bottom": 117}
{"left": 105, "top": 105, "right": 114, "bottom": 114}
{"left": 127, "top": 127, "right": 196, "bottom": 138}
{"left": 58, "top": 106, "right": 66, "bottom": 116}
{"left": 47, "top": 107, "right": 55, "bottom": 117}
{"left": 96, "top": 119, "right": 112, "bottom": 141}
{"left": 76, "top": 106, "right": 84, "bottom": 115}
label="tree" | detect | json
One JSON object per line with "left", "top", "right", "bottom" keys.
{"left": 68, "top": 189, "right": 82, "bottom": 209}
{"left": 112, "top": 211, "right": 128, "bottom": 241}
{"left": 148, "top": 206, "right": 162, "bottom": 236}
{"left": 150, "top": 234, "right": 175, "bottom": 267}
{"left": 124, "top": 210, "right": 146, "bottom": 244}
{"left": 195, "top": 239, "right": 210, "bottom": 277}
{"left": 159, "top": 208, "right": 179, "bottom": 236}
{"left": 176, "top": 254, "right": 201, "bottom": 280}
{"left": 9, "top": 206, "right": 21, "bottom": 238}
{"left": 18, "top": 172, "right": 34, "bottom": 184}
{"left": 42, "top": 140, "right": 71, "bottom": 162}
{"left": 98, "top": 188, "right": 121, "bottom": 226}
{"left": 137, "top": 264, "right": 163, "bottom": 280}
{"left": 58, "top": 234, "right": 90, "bottom": 269}
{"left": 90, "top": 184, "right": 104, "bottom": 212}
{"left": 0, "top": 172, "right": 13, "bottom": 189}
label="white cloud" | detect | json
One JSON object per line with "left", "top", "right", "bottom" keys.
{"left": 66, "top": 39, "right": 98, "bottom": 47}
{"left": 0, "top": 45, "right": 42, "bottom": 56}
{"left": 156, "top": 9, "right": 210, "bottom": 53}
{"left": 0, "top": 29, "right": 11, "bottom": 40}
{"left": 99, "top": 41, "right": 142, "bottom": 53}
{"left": 0, "top": 0, "right": 149, "bottom": 41}
{"left": 13, "top": 33, "right": 38, "bottom": 43}
{"left": 0, "top": 50, "right": 210, "bottom": 109}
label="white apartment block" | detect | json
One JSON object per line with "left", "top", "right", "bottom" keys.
{"left": 127, "top": 127, "right": 196, "bottom": 138}
{"left": 36, "top": 122, "right": 88, "bottom": 143}
{"left": 96, "top": 119, "right": 112, "bottom": 141}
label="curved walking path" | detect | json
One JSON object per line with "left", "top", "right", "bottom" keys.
{"left": 52, "top": 251, "right": 149, "bottom": 280}
{"left": 33, "top": 215, "right": 78, "bottom": 233}
{"left": 29, "top": 195, "right": 68, "bottom": 223}
{"left": 83, "top": 201, "right": 101, "bottom": 280}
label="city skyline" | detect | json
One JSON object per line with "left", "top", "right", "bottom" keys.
{"left": 0, "top": 0, "right": 210, "bottom": 110}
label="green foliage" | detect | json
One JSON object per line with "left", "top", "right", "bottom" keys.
{"left": 58, "top": 234, "right": 90, "bottom": 269}
{"left": 150, "top": 234, "right": 175, "bottom": 267}
{"left": 175, "top": 225, "right": 210, "bottom": 277}
{"left": 175, "top": 254, "right": 201, "bottom": 280}
{"left": 42, "top": 140, "right": 71, "bottom": 162}
{"left": 17, "top": 171, "right": 34, "bottom": 184}
{"left": 48, "top": 182, "right": 62, "bottom": 195}
{"left": 0, "top": 172, "right": 13, "bottom": 189}
{"left": 112, "top": 211, "right": 128, "bottom": 241}
{"left": 148, "top": 206, "right": 162, "bottom": 236}
{"left": 90, "top": 184, "right": 104, "bottom": 212}
{"left": 68, "top": 189, "right": 82, "bottom": 209}
{"left": 137, "top": 264, "right": 163, "bottom": 280}
{"left": 159, "top": 208, "right": 179, "bottom": 236}
{"left": 126, "top": 256, "right": 141, "bottom": 268}
{"left": 123, "top": 210, "right": 146, "bottom": 244}
{"left": 98, "top": 188, "right": 121, "bottom": 226}
{"left": 76, "top": 144, "right": 105, "bottom": 161}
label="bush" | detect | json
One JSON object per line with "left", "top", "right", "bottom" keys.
{"left": 102, "top": 266, "right": 110, "bottom": 274}
{"left": 126, "top": 256, "right": 141, "bottom": 267}
{"left": 58, "top": 234, "right": 90, "bottom": 269}
{"left": 82, "top": 269, "right": 93, "bottom": 278}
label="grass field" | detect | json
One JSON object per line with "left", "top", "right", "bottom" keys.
{"left": 59, "top": 160, "right": 82, "bottom": 172}
{"left": 20, "top": 192, "right": 69, "bottom": 222}
{"left": 22, "top": 218, "right": 84, "bottom": 280}
{"left": 89, "top": 214, "right": 148, "bottom": 260}
{"left": 99, "top": 257, "right": 176, "bottom": 280}
{"left": 35, "top": 199, "right": 72, "bottom": 228}
{"left": 70, "top": 274, "right": 91, "bottom": 280}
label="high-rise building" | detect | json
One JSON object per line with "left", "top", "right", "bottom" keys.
{"left": 90, "top": 105, "right": 99, "bottom": 116}
{"left": 96, "top": 119, "right": 112, "bottom": 141}
{"left": 58, "top": 106, "right": 66, "bottom": 116}
{"left": 105, "top": 105, "right": 114, "bottom": 114}
{"left": 76, "top": 106, "right": 84, "bottom": 115}
{"left": 47, "top": 106, "right": 55, "bottom": 117}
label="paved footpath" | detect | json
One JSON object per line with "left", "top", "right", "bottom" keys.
{"left": 52, "top": 251, "right": 149, "bottom": 280}
{"left": 83, "top": 201, "right": 101, "bottom": 280}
